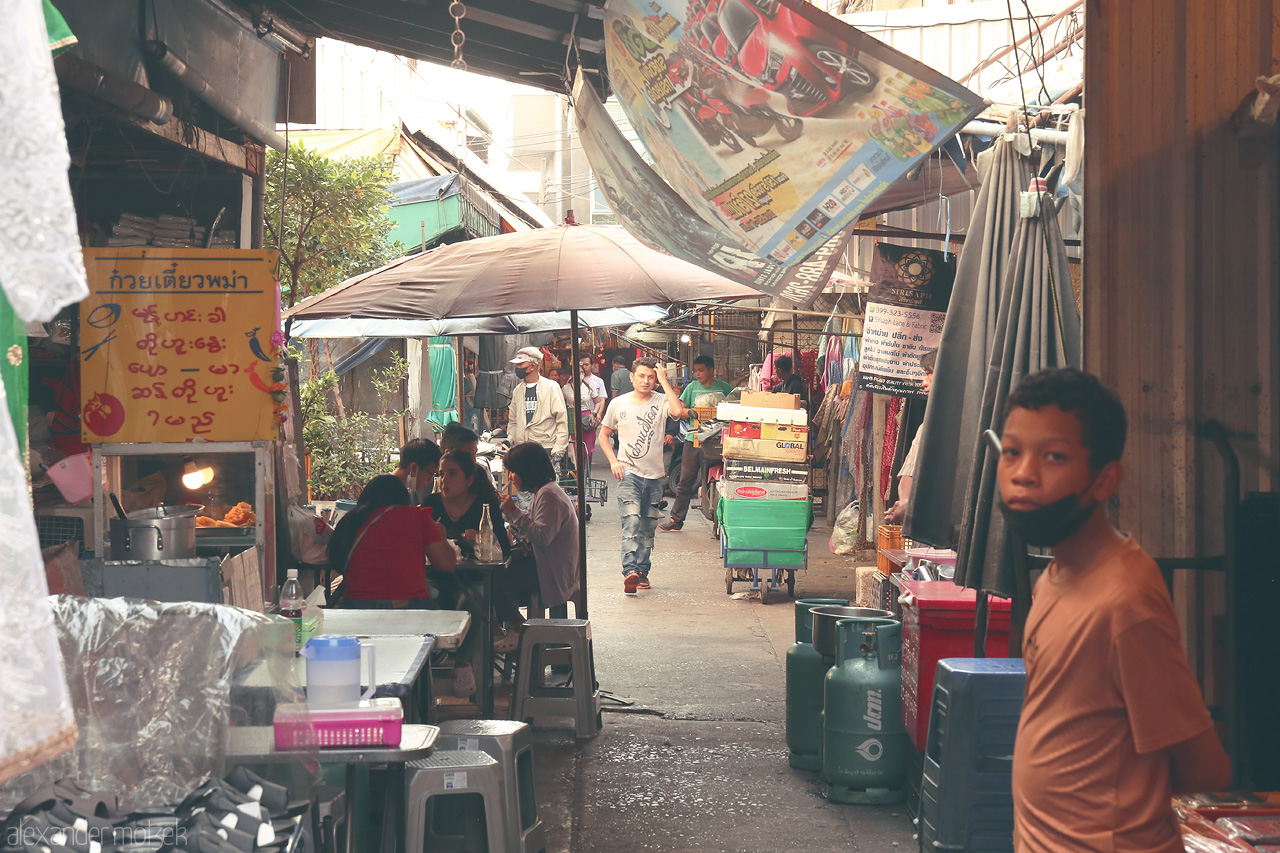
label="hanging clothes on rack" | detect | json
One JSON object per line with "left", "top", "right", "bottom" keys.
{"left": 425, "top": 336, "right": 459, "bottom": 428}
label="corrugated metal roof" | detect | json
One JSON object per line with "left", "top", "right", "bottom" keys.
{"left": 840, "top": 0, "right": 1081, "bottom": 101}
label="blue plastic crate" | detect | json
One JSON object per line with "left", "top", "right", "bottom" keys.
{"left": 919, "top": 658, "right": 1026, "bottom": 852}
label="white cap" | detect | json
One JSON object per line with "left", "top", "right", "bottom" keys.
{"left": 287, "top": 568, "right": 298, "bottom": 579}
{"left": 510, "top": 346, "right": 542, "bottom": 365}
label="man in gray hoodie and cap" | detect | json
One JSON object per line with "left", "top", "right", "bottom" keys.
{"left": 507, "top": 346, "right": 569, "bottom": 464}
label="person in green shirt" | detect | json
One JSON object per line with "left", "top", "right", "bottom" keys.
{"left": 660, "top": 356, "right": 734, "bottom": 531}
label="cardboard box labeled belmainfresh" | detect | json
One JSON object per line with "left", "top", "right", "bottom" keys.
{"left": 722, "top": 435, "right": 808, "bottom": 463}
{"left": 740, "top": 390, "right": 802, "bottom": 410}
{"left": 724, "top": 458, "right": 810, "bottom": 484}
{"left": 722, "top": 479, "right": 810, "bottom": 501}
{"left": 728, "top": 421, "right": 810, "bottom": 441}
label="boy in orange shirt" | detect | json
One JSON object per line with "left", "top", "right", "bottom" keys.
{"left": 998, "top": 368, "right": 1230, "bottom": 852}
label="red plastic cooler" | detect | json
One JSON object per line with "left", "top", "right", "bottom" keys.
{"left": 900, "top": 578, "right": 1012, "bottom": 750}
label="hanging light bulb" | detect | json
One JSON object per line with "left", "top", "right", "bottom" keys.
{"left": 182, "top": 459, "right": 215, "bottom": 490}
{"left": 680, "top": 334, "right": 691, "bottom": 344}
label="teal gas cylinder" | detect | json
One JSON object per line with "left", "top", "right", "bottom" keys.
{"left": 821, "top": 616, "right": 908, "bottom": 804}
{"left": 786, "top": 598, "right": 849, "bottom": 770}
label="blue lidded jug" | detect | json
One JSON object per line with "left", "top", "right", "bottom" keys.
{"left": 302, "top": 634, "right": 377, "bottom": 708}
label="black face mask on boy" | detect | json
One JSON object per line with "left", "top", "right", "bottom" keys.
{"left": 997, "top": 484, "right": 1098, "bottom": 548}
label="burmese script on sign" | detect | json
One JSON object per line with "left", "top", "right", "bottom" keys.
{"left": 80, "top": 249, "right": 281, "bottom": 443}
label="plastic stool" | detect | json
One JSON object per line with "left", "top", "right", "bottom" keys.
{"left": 437, "top": 720, "right": 545, "bottom": 853}
{"left": 919, "top": 658, "right": 1026, "bottom": 852}
{"left": 405, "top": 751, "right": 510, "bottom": 853}
{"left": 510, "top": 619, "right": 602, "bottom": 738}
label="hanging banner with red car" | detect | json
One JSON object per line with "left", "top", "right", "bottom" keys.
{"left": 601, "top": 0, "right": 984, "bottom": 268}
{"left": 574, "top": 73, "right": 848, "bottom": 306}
{"left": 79, "top": 249, "right": 284, "bottom": 443}
{"left": 857, "top": 243, "right": 955, "bottom": 397}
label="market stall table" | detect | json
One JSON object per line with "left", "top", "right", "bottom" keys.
{"left": 235, "top": 634, "right": 439, "bottom": 725}
{"left": 320, "top": 609, "right": 470, "bottom": 652}
{"left": 227, "top": 724, "right": 438, "bottom": 853}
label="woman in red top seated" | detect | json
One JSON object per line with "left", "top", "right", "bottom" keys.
{"left": 328, "top": 474, "right": 458, "bottom": 608}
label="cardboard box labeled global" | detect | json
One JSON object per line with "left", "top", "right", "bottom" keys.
{"left": 724, "top": 458, "right": 810, "bottom": 484}
{"left": 722, "top": 479, "right": 810, "bottom": 501}
{"left": 729, "top": 421, "right": 810, "bottom": 441}
{"left": 722, "top": 436, "right": 808, "bottom": 463}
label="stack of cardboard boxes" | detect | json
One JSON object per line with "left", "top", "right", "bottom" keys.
{"left": 716, "top": 392, "right": 812, "bottom": 569}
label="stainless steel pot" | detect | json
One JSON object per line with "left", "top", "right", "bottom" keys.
{"left": 109, "top": 505, "right": 200, "bottom": 560}
{"left": 810, "top": 605, "right": 894, "bottom": 658}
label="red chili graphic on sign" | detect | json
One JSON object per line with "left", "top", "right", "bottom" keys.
{"left": 83, "top": 392, "right": 125, "bottom": 436}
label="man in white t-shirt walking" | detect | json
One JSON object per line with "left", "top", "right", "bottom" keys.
{"left": 599, "top": 357, "right": 688, "bottom": 594}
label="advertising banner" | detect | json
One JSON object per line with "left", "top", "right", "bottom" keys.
{"left": 80, "top": 250, "right": 283, "bottom": 443}
{"left": 574, "top": 73, "right": 848, "bottom": 306}
{"left": 857, "top": 244, "right": 954, "bottom": 396}
{"left": 602, "top": 0, "right": 984, "bottom": 268}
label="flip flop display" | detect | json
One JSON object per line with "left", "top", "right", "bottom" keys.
{"left": 1, "top": 773, "right": 309, "bottom": 853}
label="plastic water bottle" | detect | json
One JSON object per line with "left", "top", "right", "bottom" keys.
{"left": 279, "top": 568, "right": 304, "bottom": 654}
{"left": 478, "top": 504, "right": 500, "bottom": 562}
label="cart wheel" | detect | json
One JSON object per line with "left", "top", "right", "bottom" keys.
{"left": 584, "top": 504, "right": 592, "bottom": 522}
{"left": 759, "top": 581, "right": 771, "bottom": 605}
{"left": 725, "top": 567, "right": 734, "bottom": 595}
{"left": 786, "top": 571, "right": 796, "bottom": 598}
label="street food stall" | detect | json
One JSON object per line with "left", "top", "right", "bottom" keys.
{"left": 78, "top": 249, "right": 285, "bottom": 606}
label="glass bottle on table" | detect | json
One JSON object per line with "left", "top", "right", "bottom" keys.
{"left": 477, "top": 503, "right": 500, "bottom": 562}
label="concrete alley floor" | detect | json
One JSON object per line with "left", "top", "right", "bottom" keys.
{"left": 446, "top": 455, "right": 919, "bottom": 853}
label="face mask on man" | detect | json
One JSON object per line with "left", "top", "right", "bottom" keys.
{"left": 997, "top": 485, "right": 1098, "bottom": 547}
{"left": 516, "top": 364, "right": 533, "bottom": 379}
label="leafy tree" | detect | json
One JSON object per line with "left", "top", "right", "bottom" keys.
{"left": 264, "top": 143, "right": 404, "bottom": 307}
{"left": 300, "top": 352, "right": 409, "bottom": 500}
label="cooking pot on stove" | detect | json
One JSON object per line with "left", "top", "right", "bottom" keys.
{"left": 109, "top": 504, "right": 200, "bottom": 560}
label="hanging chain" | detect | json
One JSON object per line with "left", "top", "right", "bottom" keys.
{"left": 449, "top": 1, "right": 468, "bottom": 72}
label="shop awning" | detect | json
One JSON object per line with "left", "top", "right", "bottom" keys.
{"left": 289, "top": 306, "right": 668, "bottom": 338}
{"left": 257, "top": 0, "right": 607, "bottom": 92}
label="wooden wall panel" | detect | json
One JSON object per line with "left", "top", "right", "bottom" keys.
{"left": 1085, "top": 0, "right": 1280, "bottom": 568}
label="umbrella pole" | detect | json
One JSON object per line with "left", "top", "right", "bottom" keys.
{"left": 570, "top": 310, "right": 589, "bottom": 620}
{"left": 456, "top": 337, "right": 465, "bottom": 425}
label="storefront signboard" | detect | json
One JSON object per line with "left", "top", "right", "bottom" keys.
{"left": 79, "top": 249, "right": 282, "bottom": 443}
{"left": 857, "top": 243, "right": 954, "bottom": 396}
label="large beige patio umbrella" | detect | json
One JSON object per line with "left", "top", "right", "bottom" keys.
{"left": 287, "top": 225, "right": 764, "bottom": 618}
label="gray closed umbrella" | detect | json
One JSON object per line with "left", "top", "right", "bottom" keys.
{"left": 905, "top": 137, "right": 1032, "bottom": 550}
{"left": 950, "top": 164, "right": 1081, "bottom": 599}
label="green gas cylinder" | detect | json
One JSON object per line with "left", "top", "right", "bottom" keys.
{"left": 821, "top": 616, "right": 908, "bottom": 804}
{"left": 786, "top": 598, "right": 849, "bottom": 770}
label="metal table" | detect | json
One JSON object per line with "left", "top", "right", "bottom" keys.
{"left": 235, "top": 635, "right": 436, "bottom": 724}
{"left": 228, "top": 724, "right": 438, "bottom": 853}
{"left": 320, "top": 609, "right": 470, "bottom": 651}
{"left": 454, "top": 560, "right": 505, "bottom": 717}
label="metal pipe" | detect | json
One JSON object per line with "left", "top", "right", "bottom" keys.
{"left": 570, "top": 310, "right": 589, "bottom": 619}
{"left": 960, "top": 120, "right": 1070, "bottom": 145}
{"left": 54, "top": 53, "right": 172, "bottom": 124}
{"left": 146, "top": 40, "right": 288, "bottom": 152}
{"left": 251, "top": 175, "right": 265, "bottom": 249}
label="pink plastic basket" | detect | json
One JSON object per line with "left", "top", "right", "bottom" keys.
{"left": 273, "top": 698, "right": 403, "bottom": 750}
